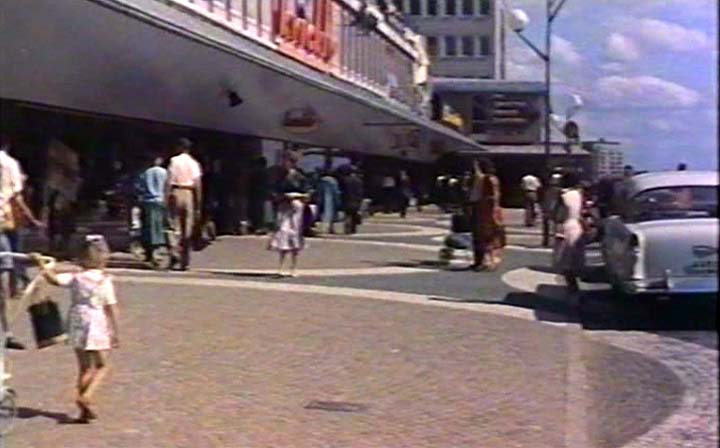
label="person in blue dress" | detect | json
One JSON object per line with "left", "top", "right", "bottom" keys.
{"left": 135, "top": 155, "right": 168, "bottom": 257}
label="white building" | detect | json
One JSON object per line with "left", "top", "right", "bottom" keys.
{"left": 592, "top": 146, "right": 625, "bottom": 180}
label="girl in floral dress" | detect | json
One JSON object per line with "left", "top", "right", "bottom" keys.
{"left": 34, "top": 235, "right": 119, "bottom": 423}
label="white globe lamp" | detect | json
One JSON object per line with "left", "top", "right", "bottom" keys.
{"left": 508, "top": 9, "right": 530, "bottom": 32}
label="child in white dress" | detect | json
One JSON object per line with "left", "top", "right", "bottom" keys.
{"left": 33, "top": 235, "right": 119, "bottom": 423}
{"left": 268, "top": 193, "right": 307, "bottom": 277}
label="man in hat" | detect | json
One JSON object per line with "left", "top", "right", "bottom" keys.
{"left": 166, "top": 138, "right": 202, "bottom": 270}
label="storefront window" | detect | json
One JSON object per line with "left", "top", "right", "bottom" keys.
{"left": 461, "top": 36, "right": 474, "bottom": 56}
{"left": 410, "top": 0, "right": 421, "bottom": 15}
{"left": 479, "top": 0, "right": 490, "bottom": 15}
{"left": 426, "top": 36, "right": 438, "bottom": 57}
{"left": 445, "top": 0, "right": 457, "bottom": 15}
{"left": 462, "top": 0, "right": 473, "bottom": 15}
{"left": 444, "top": 35, "right": 457, "bottom": 56}
{"left": 479, "top": 36, "right": 490, "bottom": 55}
{"left": 472, "top": 95, "right": 488, "bottom": 133}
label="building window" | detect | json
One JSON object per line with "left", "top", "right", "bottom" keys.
{"left": 461, "top": 36, "right": 474, "bottom": 56}
{"left": 462, "top": 0, "right": 474, "bottom": 15}
{"left": 410, "top": 0, "right": 421, "bottom": 15}
{"left": 445, "top": 0, "right": 457, "bottom": 16}
{"left": 479, "top": 36, "right": 490, "bottom": 55}
{"left": 478, "top": 0, "right": 490, "bottom": 15}
{"left": 427, "top": 0, "right": 438, "bottom": 15}
{"left": 472, "top": 95, "right": 488, "bottom": 133}
{"left": 426, "top": 36, "right": 439, "bottom": 57}
{"left": 444, "top": 35, "right": 457, "bottom": 56}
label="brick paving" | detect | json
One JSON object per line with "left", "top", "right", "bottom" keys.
{"left": 6, "top": 283, "right": 687, "bottom": 448}
{"left": 3, "top": 208, "right": 716, "bottom": 448}
{"left": 190, "top": 237, "right": 437, "bottom": 272}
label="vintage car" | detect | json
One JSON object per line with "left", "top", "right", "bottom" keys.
{"left": 601, "top": 171, "right": 718, "bottom": 296}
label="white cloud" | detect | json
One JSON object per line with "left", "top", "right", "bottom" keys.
{"left": 552, "top": 35, "right": 582, "bottom": 65}
{"left": 600, "top": 62, "right": 626, "bottom": 72}
{"left": 593, "top": 75, "right": 701, "bottom": 108}
{"left": 606, "top": 33, "right": 640, "bottom": 61}
{"left": 648, "top": 118, "right": 685, "bottom": 132}
{"left": 631, "top": 18, "right": 711, "bottom": 52}
{"left": 629, "top": 0, "right": 715, "bottom": 18}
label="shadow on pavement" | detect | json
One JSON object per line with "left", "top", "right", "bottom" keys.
{"left": 17, "top": 407, "right": 75, "bottom": 424}
{"left": 204, "top": 271, "right": 284, "bottom": 279}
{"left": 368, "top": 259, "right": 449, "bottom": 269}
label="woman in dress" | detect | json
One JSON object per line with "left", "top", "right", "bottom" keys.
{"left": 35, "top": 235, "right": 119, "bottom": 423}
{"left": 468, "top": 158, "right": 506, "bottom": 271}
{"left": 552, "top": 171, "right": 586, "bottom": 297}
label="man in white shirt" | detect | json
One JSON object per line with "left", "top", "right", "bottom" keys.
{"left": 520, "top": 174, "right": 542, "bottom": 227}
{"left": 166, "top": 138, "right": 202, "bottom": 270}
{"left": 0, "top": 135, "right": 42, "bottom": 350}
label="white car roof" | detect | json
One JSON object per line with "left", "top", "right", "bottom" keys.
{"left": 628, "top": 171, "right": 719, "bottom": 196}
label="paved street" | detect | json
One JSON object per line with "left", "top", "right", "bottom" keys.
{"left": 4, "top": 209, "right": 717, "bottom": 448}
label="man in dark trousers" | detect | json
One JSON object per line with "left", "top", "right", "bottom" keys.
{"left": 341, "top": 167, "right": 364, "bottom": 234}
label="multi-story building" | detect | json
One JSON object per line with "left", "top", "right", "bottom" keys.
{"left": 397, "top": 0, "right": 545, "bottom": 146}
{"left": 397, "top": 0, "right": 595, "bottom": 204}
{"left": 2, "top": 0, "right": 491, "bottom": 238}
{"left": 1, "top": 0, "right": 479, "bottom": 163}
{"left": 397, "top": 0, "right": 498, "bottom": 79}
{"left": 2, "top": 0, "right": 485, "bottom": 222}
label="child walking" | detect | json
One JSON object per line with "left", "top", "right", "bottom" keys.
{"left": 268, "top": 193, "right": 307, "bottom": 277}
{"left": 33, "top": 235, "right": 119, "bottom": 423}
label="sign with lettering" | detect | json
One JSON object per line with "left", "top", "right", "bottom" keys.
{"left": 282, "top": 106, "right": 321, "bottom": 133}
{"left": 273, "top": 1, "right": 337, "bottom": 71}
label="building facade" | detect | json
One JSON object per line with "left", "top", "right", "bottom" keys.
{"left": 588, "top": 143, "right": 625, "bottom": 181}
{"left": 2, "top": 0, "right": 485, "bottom": 238}
{"left": 397, "top": 0, "right": 499, "bottom": 79}
{"left": 1, "top": 0, "right": 479, "bottom": 164}
{"left": 396, "top": 0, "right": 545, "bottom": 146}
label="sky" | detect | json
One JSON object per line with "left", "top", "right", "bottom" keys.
{"left": 501, "top": 0, "right": 718, "bottom": 171}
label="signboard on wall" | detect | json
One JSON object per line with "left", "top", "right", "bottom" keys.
{"left": 282, "top": 106, "right": 321, "bottom": 133}
{"left": 273, "top": 0, "right": 337, "bottom": 72}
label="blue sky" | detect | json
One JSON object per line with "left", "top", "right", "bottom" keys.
{"left": 502, "top": 0, "right": 717, "bottom": 171}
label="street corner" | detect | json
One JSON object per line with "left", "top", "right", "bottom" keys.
{"left": 5, "top": 281, "right": 696, "bottom": 448}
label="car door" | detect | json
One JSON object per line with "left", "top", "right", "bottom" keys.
{"left": 601, "top": 182, "right": 638, "bottom": 281}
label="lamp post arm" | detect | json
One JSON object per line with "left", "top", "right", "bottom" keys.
{"left": 514, "top": 31, "right": 549, "bottom": 62}
{"left": 549, "top": 0, "right": 569, "bottom": 22}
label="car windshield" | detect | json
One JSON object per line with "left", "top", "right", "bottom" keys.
{"left": 631, "top": 186, "right": 718, "bottom": 221}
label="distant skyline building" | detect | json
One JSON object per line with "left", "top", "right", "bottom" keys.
{"left": 592, "top": 145, "right": 625, "bottom": 180}
{"left": 396, "top": 0, "right": 499, "bottom": 79}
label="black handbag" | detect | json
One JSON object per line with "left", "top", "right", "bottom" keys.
{"left": 28, "top": 300, "right": 68, "bottom": 349}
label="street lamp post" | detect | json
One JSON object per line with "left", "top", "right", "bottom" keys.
{"left": 506, "top": 0, "right": 569, "bottom": 246}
